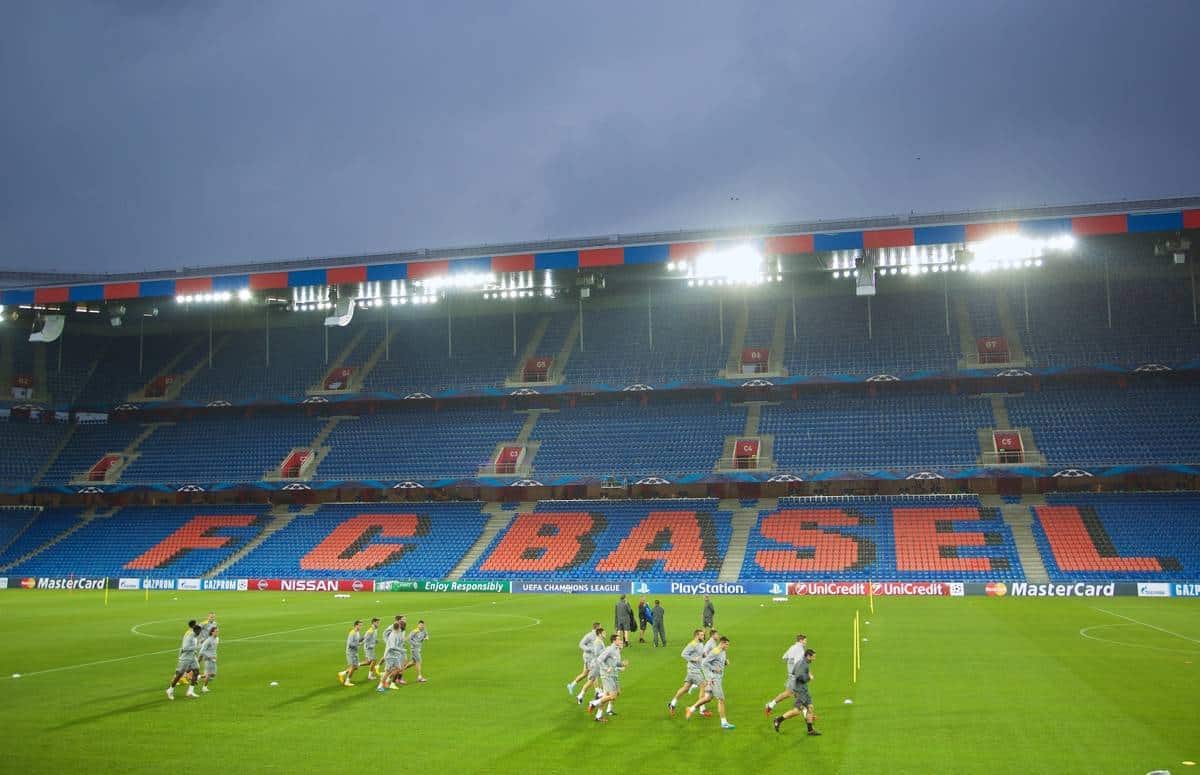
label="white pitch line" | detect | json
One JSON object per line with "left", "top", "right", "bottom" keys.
{"left": 1079, "top": 623, "right": 1200, "bottom": 654}
{"left": 1093, "top": 607, "right": 1200, "bottom": 645}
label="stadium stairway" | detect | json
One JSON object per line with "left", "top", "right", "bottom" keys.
{"left": 271, "top": 416, "right": 353, "bottom": 481}
{"left": 203, "top": 504, "right": 305, "bottom": 578}
{"left": 976, "top": 395, "right": 1046, "bottom": 466}
{"left": 954, "top": 296, "right": 976, "bottom": 366}
{"left": 480, "top": 410, "right": 547, "bottom": 477}
{"left": 995, "top": 289, "right": 1030, "bottom": 364}
{"left": 69, "top": 422, "right": 169, "bottom": 485}
{"left": 984, "top": 493, "right": 1050, "bottom": 583}
{"left": 714, "top": 403, "right": 775, "bottom": 472}
{"left": 131, "top": 335, "right": 204, "bottom": 401}
{"left": 505, "top": 315, "right": 553, "bottom": 387}
{"left": 0, "top": 509, "right": 41, "bottom": 559}
{"left": 545, "top": 314, "right": 581, "bottom": 385}
{"left": 150, "top": 333, "right": 233, "bottom": 401}
{"left": 767, "top": 300, "right": 790, "bottom": 376}
{"left": 305, "top": 326, "right": 370, "bottom": 396}
{"left": 718, "top": 300, "right": 750, "bottom": 378}
{"left": 29, "top": 423, "right": 77, "bottom": 486}
{"left": 0, "top": 507, "right": 116, "bottom": 573}
{"left": 446, "top": 502, "right": 523, "bottom": 580}
{"left": 718, "top": 498, "right": 772, "bottom": 581}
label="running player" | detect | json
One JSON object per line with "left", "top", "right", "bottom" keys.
{"left": 200, "top": 611, "right": 217, "bottom": 638}
{"left": 764, "top": 633, "right": 808, "bottom": 715}
{"left": 573, "top": 627, "right": 606, "bottom": 704}
{"left": 338, "top": 620, "right": 363, "bottom": 687}
{"left": 376, "top": 621, "right": 405, "bottom": 692}
{"left": 363, "top": 618, "right": 380, "bottom": 679}
{"left": 586, "top": 634, "right": 627, "bottom": 722}
{"left": 667, "top": 629, "right": 706, "bottom": 716}
{"left": 695, "top": 628, "right": 721, "bottom": 716}
{"left": 567, "top": 622, "right": 603, "bottom": 695}
{"left": 405, "top": 620, "right": 429, "bottom": 682}
{"left": 686, "top": 636, "right": 734, "bottom": 729}
{"left": 166, "top": 620, "right": 202, "bottom": 700}
{"left": 198, "top": 625, "right": 219, "bottom": 693}
{"left": 773, "top": 648, "right": 820, "bottom": 736}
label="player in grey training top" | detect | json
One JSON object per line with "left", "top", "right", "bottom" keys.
{"left": 338, "top": 620, "right": 363, "bottom": 687}
{"left": 200, "top": 612, "right": 217, "bottom": 638}
{"left": 405, "top": 620, "right": 429, "bottom": 682}
{"left": 686, "top": 637, "right": 734, "bottom": 729}
{"left": 586, "top": 635, "right": 627, "bottom": 723}
{"left": 772, "top": 649, "right": 820, "bottom": 736}
{"left": 573, "top": 627, "right": 607, "bottom": 704}
{"left": 198, "top": 626, "right": 219, "bottom": 693}
{"left": 376, "top": 622, "right": 406, "bottom": 692}
{"left": 362, "top": 618, "right": 381, "bottom": 679}
{"left": 167, "top": 620, "right": 202, "bottom": 700}
{"left": 568, "top": 622, "right": 603, "bottom": 696}
{"left": 764, "top": 633, "right": 808, "bottom": 715}
{"left": 667, "top": 629, "right": 707, "bottom": 716}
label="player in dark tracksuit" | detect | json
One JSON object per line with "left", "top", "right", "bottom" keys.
{"left": 652, "top": 600, "right": 666, "bottom": 647}
{"left": 702, "top": 595, "right": 715, "bottom": 628}
{"left": 772, "top": 649, "right": 821, "bottom": 736}
{"left": 614, "top": 595, "right": 635, "bottom": 643}
{"left": 637, "top": 598, "right": 653, "bottom": 643}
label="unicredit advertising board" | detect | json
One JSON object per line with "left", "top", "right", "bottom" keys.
{"left": 787, "top": 581, "right": 963, "bottom": 596}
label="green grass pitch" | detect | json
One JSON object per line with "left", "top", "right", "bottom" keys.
{"left": 1, "top": 590, "right": 1197, "bottom": 774}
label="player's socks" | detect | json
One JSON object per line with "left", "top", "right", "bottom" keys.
{"left": 606, "top": 702, "right": 613, "bottom": 713}
{"left": 766, "top": 700, "right": 776, "bottom": 710}
{"left": 773, "top": 716, "right": 784, "bottom": 732}
{"left": 806, "top": 722, "right": 816, "bottom": 733}
{"left": 337, "top": 671, "right": 346, "bottom": 685}
{"left": 669, "top": 699, "right": 676, "bottom": 707}
{"left": 699, "top": 704, "right": 707, "bottom": 713}
{"left": 185, "top": 687, "right": 197, "bottom": 698}
{"left": 721, "top": 719, "right": 735, "bottom": 729}
{"left": 595, "top": 708, "right": 603, "bottom": 721}
{"left": 684, "top": 706, "right": 695, "bottom": 720}
{"left": 166, "top": 687, "right": 174, "bottom": 700}
{"left": 567, "top": 682, "right": 575, "bottom": 694}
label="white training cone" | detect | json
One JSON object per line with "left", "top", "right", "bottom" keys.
{"left": 12, "top": 673, "right": 21, "bottom": 679}
{"left": 843, "top": 698, "right": 853, "bottom": 704}
{"left": 269, "top": 681, "right": 279, "bottom": 686}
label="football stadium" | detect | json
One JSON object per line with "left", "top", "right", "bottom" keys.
{"left": 1, "top": 197, "right": 1198, "bottom": 773}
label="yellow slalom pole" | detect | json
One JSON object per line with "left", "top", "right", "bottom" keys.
{"left": 851, "top": 614, "right": 857, "bottom": 684}
{"left": 145, "top": 586, "right": 149, "bottom": 602}
{"left": 103, "top": 577, "right": 109, "bottom": 607}
{"left": 869, "top": 580, "right": 874, "bottom": 614}
{"left": 855, "top": 610, "right": 861, "bottom": 672}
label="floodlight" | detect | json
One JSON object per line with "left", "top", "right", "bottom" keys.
{"left": 237, "top": 288, "right": 252, "bottom": 301}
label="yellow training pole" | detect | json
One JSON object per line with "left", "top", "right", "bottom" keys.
{"left": 103, "top": 577, "right": 109, "bottom": 607}
{"left": 855, "top": 610, "right": 861, "bottom": 672}
{"left": 869, "top": 580, "right": 874, "bottom": 614}
{"left": 851, "top": 614, "right": 857, "bottom": 684}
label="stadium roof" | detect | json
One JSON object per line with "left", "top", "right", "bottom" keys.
{"left": 3, "top": 195, "right": 1198, "bottom": 306}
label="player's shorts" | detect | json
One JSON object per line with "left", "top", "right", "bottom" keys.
{"left": 363, "top": 646, "right": 376, "bottom": 660}
{"left": 686, "top": 668, "right": 703, "bottom": 686}
{"left": 793, "top": 686, "right": 812, "bottom": 708}
{"left": 784, "top": 674, "right": 796, "bottom": 692}
{"left": 346, "top": 650, "right": 359, "bottom": 668}
{"left": 384, "top": 654, "right": 403, "bottom": 671}
{"left": 581, "top": 652, "right": 591, "bottom": 667}
{"left": 600, "top": 673, "right": 619, "bottom": 695}
{"left": 203, "top": 659, "right": 217, "bottom": 677}
{"left": 706, "top": 678, "right": 725, "bottom": 700}
{"left": 177, "top": 657, "right": 199, "bottom": 674}
{"left": 409, "top": 648, "right": 422, "bottom": 663}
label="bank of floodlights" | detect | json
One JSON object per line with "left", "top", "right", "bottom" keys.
{"left": 668, "top": 244, "right": 784, "bottom": 288}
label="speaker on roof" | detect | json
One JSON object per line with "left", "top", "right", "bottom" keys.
{"left": 855, "top": 250, "right": 876, "bottom": 297}
{"left": 324, "top": 297, "right": 355, "bottom": 327}
{"left": 29, "top": 314, "right": 65, "bottom": 343}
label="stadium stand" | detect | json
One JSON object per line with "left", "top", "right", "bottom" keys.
{"left": 1007, "top": 384, "right": 1200, "bottom": 465}
{"left": 784, "top": 288, "right": 959, "bottom": 377}
{"left": 531, "top": 400, "right": 744, "bottom": 479}
{"left": 760, "top": 392, "right": 991, "bottom": 470}
{"left": 1031, "top": 492, "right": 1200, "bottom": 582}
{"left": 8, "top": 505, "right": 268, "bottom": 579}
{"left": 0, "top": 421, "right": 69, "bottom": 486}
{"left": 225, "top": 502, "right": 489, "bottom": 580}
{"left": 118, "top": 415, "right": 326, "bottom": 483}
{"left": 739, "top": 495, "right": 1025, "bottom": 581}
{"left": 317, "top": 407, "right": 526, "bottom": 480}
{"left": 0, "top": 507, "right": 86, "bottom": 568}
{"left": 361, "top": 310, "right": 541, "bottom": 394}
{"left": 564, "top": 298, "right": 725, "bottom": 385}
{"left": 38, "top": 421, "right": 144, "bottom": 484}
{"left": 469, "top": 499, "right": 732, "bottom": 580}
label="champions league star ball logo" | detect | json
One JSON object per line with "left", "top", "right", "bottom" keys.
{"left": 985, "top": 582, "right": 1008, "bottom": 597}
